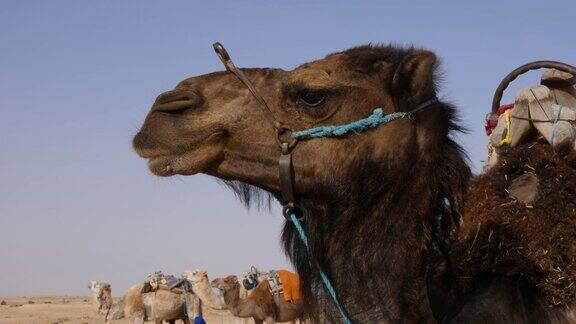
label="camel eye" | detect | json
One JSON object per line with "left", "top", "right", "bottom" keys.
{"left": 299, "top": 90, "right": 326, "bottom": 107}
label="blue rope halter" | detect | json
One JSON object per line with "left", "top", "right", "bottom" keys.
{"left": 286, "top": 98, "right": 438, "bottom": 323}
{"left": 293, "top": 98, "right": 438, "bottom": 140}
{"left": 289, "top": 211, "right": 353, "bottom": 324}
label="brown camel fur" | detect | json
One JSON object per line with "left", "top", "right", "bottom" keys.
{"left": 211, "top": 275, "right": 305, "bottom": 323}
{"left": 89, "top": 281, "right": 196, "bottom": 323}
{"left": 133, "top": 43, "right": 576, "bottom": 322}
{"left": 426, "top": 140, "right": 576, "bottom": 323}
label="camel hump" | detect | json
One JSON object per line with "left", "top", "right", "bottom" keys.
{"left": 276, "top": 270, "right": 302, "bottom": 302}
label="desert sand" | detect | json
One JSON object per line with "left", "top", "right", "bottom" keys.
{"left": 0, "top": 296, "right": 242, "bottom": 324}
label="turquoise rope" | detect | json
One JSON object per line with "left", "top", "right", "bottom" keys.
{"left": 285, "top": 99, "right": 438, "bottom": 323}
{"left": 292, "top": 98, "right": 438, "bottom": 140}
{"left": 289, "top": 212, "right": 353, "bottom": 324}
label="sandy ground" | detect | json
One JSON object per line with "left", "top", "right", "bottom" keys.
{"left": 0, "top": 296, "right": 245, "bottom": 324}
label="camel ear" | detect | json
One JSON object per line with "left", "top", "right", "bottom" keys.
{"left": 391, "top": 51, "right": 438, "bottom": 106}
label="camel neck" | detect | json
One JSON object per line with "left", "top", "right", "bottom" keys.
{"left": 193, "top": 279, "right": 226, "bottom": 310}
{"left": 108, "top": 298, "right": 125, "bottom": 319}
{"left": 281, "top": 101, "right": 469, "bottom": 322}
{"left": 222, "top": 284, "right": 241, "bottom": 311}
{"left": 288, "top": 157, "right": 444, "bottom": 322}
{"left": 93, "top": 292, "right": 124, "bottom": 320}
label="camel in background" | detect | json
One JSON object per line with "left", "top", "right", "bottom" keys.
{"left": 88, "top": 280, "right": 197, "bottom": 323}
{"left": 212, "top": 275, "right": 304, "bottom": 324}
{"left": 182, "top": 269, "right": 226, "bottom": 310}
{"left": 184, "top": 268, "right": 295, "bottom": 324}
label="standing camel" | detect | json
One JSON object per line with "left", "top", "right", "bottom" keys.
{"left": 212, "top": 275, "right": 304, "bottom": 323}
{"left": 182, "top": 269, "right": 227, "bottom": 310}
{"left": 88, "top": 281, "right": 197, "bottom": 323}
{"left": 133, "top": 43, "right": 576, "bottom": 322}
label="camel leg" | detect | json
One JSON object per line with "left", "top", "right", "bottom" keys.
{"left": 253, "top": 320, "right": 264, "bottom": 324}
{"left": 133, "top": 316, "right": 144, "bottom": 324}
{"left": 182, "top": 319, "right": 192, "bottom": 324}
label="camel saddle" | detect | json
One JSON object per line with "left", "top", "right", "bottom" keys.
{"left": 486, "top": 68, "right": 576, "bottom": 169}
{"left": 426, "top": 63, "right": 576, "bottom": 321}
{"left": 268, "top": 270, "right": 302, "bottom": 303}
{"left": 141, "top": 271, "right": 194, "bottom": 294}
{"left": 241, "top": 267, "right": 302, "bottom": 302}
{"left": 241, "top": 266, "right": 261, "bottom": 290}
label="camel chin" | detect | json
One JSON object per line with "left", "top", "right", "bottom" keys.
{"left": 147, "top": 142, "right": 224, "bottom": 177}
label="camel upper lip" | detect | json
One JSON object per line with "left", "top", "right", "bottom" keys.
{"left": 134, "top": 130, "right": 225, "bottom": 160}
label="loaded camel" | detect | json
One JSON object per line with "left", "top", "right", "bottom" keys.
{"left": 211, "top": 275, "right": 305, "bottom": 323}
{"left": 88, "top": 280, "right": 198, "bottom": 323}
{"left": 133, "top": 43, "right": 576, "bottom": 322}
{"left": 183, "top": 268, "right": 304, "bottom": 323}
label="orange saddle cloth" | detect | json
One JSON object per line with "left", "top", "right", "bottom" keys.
{"left": 276, "top": 270, "right": 302, "bottom": 302}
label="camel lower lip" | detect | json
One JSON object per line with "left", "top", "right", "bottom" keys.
{"left": 148, "top": 155, "right": 176, "bottom": 176}
{"left": 146, "top": 134, "right": 225, "bottom": 177}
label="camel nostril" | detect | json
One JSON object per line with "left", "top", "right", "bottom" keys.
{"left": 153, "top": 90, "right": 204, "bottom": 115}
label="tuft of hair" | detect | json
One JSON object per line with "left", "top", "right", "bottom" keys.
{"left": 217, "top": 180, "right": 275, "bottom": 210}
{"left": 329, "top": 43, "right": 414, "bottom": 74}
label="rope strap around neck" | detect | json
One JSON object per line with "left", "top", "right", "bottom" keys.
{"left": 288, "top": 211, "right": 353, "bottom": 324}
{"left": 292, "top": 98, "right": 438, "bottom": 140}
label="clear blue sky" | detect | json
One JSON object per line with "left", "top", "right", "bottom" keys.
{"left": 1, "top": 1, "right": 574, "bottom": 296}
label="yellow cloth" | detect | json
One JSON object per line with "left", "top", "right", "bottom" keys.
{"left": 276, "top": 270, "right": 302, "bottom": 302}
{"left": 500, "top": 110, "right": 512, "bottom": 146}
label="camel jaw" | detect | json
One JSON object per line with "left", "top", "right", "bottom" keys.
{"left": 137, "top": 133, "right": 226, "bottom": 177}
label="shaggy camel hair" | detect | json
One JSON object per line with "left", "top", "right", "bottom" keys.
{"left": 133, "top": 43, "right": 576, "bottom": 322}
{"left": 89, "top": 281, "right": 197, "bottom": 323}
{"left": 430, "top": 140, "right": 576, "bottom": 322}
{"left": 211, "top": 275, "right": 305, "bottom": 324}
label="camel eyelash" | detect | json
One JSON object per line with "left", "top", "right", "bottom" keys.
{"left": 283, "top": 84, "right": 336, "bottom": 103}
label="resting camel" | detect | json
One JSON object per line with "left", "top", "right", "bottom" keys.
{"left": 88, "top": 281, "right": 197, "bottom": 323}
{"left": 212, "top": 275, "right": 305, "bottom": 323}
{"left": 133, "top": 43, "right": 576, "bottom": 322}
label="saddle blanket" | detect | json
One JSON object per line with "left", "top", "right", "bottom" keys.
{"left": 276, "top": 270, "right": 302, "bottom": 302}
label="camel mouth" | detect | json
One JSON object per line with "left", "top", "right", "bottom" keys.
{"left": 144, "top": 132, "right": 226, "bottom": 177}
{"left": 147, "top": 155, "right": 178, "bottom": 176}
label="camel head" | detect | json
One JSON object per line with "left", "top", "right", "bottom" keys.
{"left": 183, "top": 269, "right": 209, "bottom": 284}
{"left": 133, "top": 43, "right": 473, "bottom": 321}
{"left": 211, "top": 275, "right": 239, "bottom": 292}
{"left": 88, "top": 281, "right": 99, "bottom": 292}
{"left": 133, "top": 44, "right": 468, "bottom": 209}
